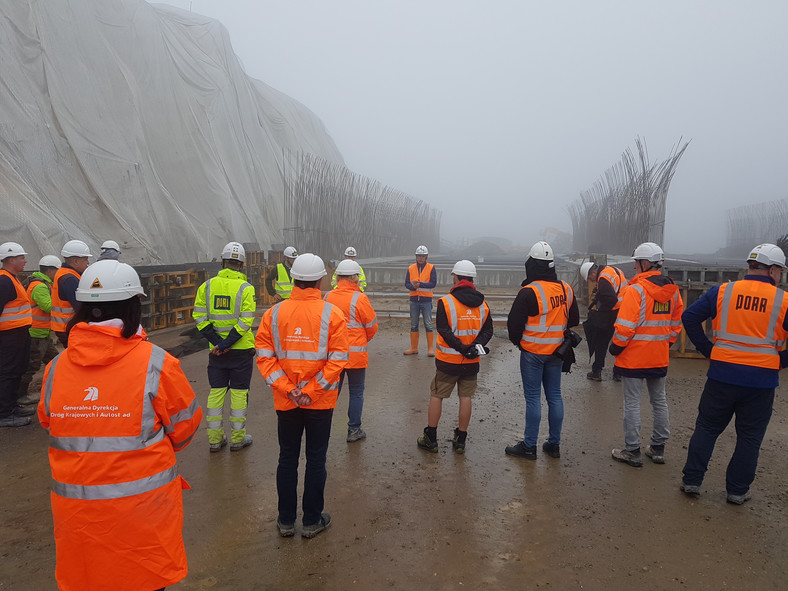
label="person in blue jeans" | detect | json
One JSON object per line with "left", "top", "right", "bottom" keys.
{"left": 404, "top": 245, "right": 437, "bottom": 356}
{"left": 505, "top": 241, "right": 579, "bottom": 460}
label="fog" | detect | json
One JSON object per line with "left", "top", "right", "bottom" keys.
{"left": 158, "top": 0, "right": 788, "bottom": 254}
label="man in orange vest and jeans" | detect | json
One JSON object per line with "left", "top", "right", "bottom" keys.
{"left": 610, "top": 242, "right": 683, "bottom": 468}
{"left": 681, "top": 243, "right": 788, "bottom": 504}
{"left": 417, "top": 260, "right": 492, "bottom": 454}
{"left": 256, "top": 253, "right": 348, "bottom": 538}
{"left": 404, "top": 245, "right": 437, "bottom": 356}
{"left": 51, "top": 240, "right": 92, "bottom": 347}
{"left": 0, "top": 242, "right": 34, "bottom": 427}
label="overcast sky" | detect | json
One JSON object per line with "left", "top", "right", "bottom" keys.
{"left": 158, "top": 0, "right": 787, "bottom": 254}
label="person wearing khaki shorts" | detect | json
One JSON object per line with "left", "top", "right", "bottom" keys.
{"left": 417, "top": 260, "right": 492, "bottom": 454}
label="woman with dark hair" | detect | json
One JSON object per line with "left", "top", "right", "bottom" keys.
{"left": 38, "top": 260, "right": 202, "bottom": 591}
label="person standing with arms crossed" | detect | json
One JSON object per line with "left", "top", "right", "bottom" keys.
{"left": 404, "top": 245, "right": 437, "bottom": 356}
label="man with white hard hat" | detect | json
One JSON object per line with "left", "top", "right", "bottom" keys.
{"left": 0, "top": 242, "right": 35, "bottom": 427}
{"left": 266, "top": 246, "right": 298, "bottom": 302}
{"left": 97, "top": 240, "right": 121, "bottom": 261}
{"left": 681, "top": 243, "right": 788, "bottom": 505}
{"left": 331, "top": 246, "right": 367, "bottom": 292}
{"left": 193, "top": 242, "right": 256, "bottom": 452}
{"left": 17, "top": 255, "right": 62, "bottom": 406}
{"left": 51, "top": 239, "right": 92, "bottom": 347}
{"left": 416, "top": 260, "right": 492, "bottom": 454}
{"left": 404, "top": 245, "right": 437, "bottom": 356}
{"left": 580, "top": 260, "right": 627, "bottom": 381}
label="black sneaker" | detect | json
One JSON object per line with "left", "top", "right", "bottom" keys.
{"left": 644, "top": 445, "right": 665, "bottom": 464}
{"left": 302, "top": 513, "right": 331, "bottom": 538}
{"left": 452, "top": 427, "right": 467, "bottom": 454}
{"left": 586, "top": 371, "right": 602, "bottom": 382}
{"left": 417, "top": 428, "right": 438, "bottom": 453}
{"left": 505, "top": 441, "right": 537, "bottom": 459}
{"left": 542, "top": 441, "right": 560, "bottom": 458}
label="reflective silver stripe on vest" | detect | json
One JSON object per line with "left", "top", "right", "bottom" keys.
{"left": 349, "top": 345, "right": 368, "bottom": 353}
{"left": 630, "top": 333, "right": 672, "bottom": 341}
{"left": 437, "top": 344, "right": 462, "bottom": 355}
{"left": 315, "top": 371, "right": 338, "bottom": 391}
{"left": 363, "top": 318, "right": 378, "bottom": 328}
{"left": 265, "top": 369, "right": 287, "bottom": 386}
{"left": 165, "top": 397, "right": 202, "bottom": 433}
{"left": 47, "top": 346, "right": 168, "bottom": 453}
{"left": 256, "top": 348, "right": 276, "bottom": 357}
{"left": 630, "top": 284, "right": 647, "bottom": 326}
{"left": 347, "top": 292, "right": 362, "bottom": 328}
{"left": 524, "top": 283, "right": 565, "bottom": 333}
{"left": 52, "top": 465, "right": 178, "bottom": 500}
{"left": 713, "top": 341, "right": 780, "bottom": 356}
{"left": 714, "top": 283, "right": 784, "bottom": 347}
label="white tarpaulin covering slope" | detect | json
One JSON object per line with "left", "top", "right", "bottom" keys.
{"left": 0, "top": 0, "right": 344, "bottom": 264}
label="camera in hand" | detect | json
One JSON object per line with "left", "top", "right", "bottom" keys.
{"left": 554, "top": 329, "right": 582, "bottom": 359}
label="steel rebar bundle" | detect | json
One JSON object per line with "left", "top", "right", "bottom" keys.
{"left": 568, "top": 137, "right": 689, "bottom": 254}
{"left": 726, "top": 199, "right": 788, "bottom": 253}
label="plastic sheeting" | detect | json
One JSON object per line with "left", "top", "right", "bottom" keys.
{"left": 0, "top": 0, "right": 344, "bottom": 264}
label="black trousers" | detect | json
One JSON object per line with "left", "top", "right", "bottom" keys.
{"left": 0, "top": 327, "right": 31, "bottom": 417}
{"left": 589, "top": 310, "right": 617, "bottom": 374}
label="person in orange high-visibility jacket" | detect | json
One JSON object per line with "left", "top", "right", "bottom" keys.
{"left": 505, "top": 242, "right": 579, "bottom": 460}
{"left": 51, "top": 240, "right": 92, "bottom": 347}
{"left": 681, "top": 243, "right": 788, "bottom": 504}
{"left": 581, "top": 262, "right": 628, "bottom": 381}
{"left": 324, "top": 259, "right": 377, "bottom": 443}
{"left": 256, "top": 254, "right": 348, "bottom": 539}
{"left": 404, "top": 245, "right": 437, "bottom": 356}
{"left": 416, "top": 260, "right": 492, "bottom": 454}
{"left": 609, "top": 242, "right": 683, "bottom": 468}
{"left": 38, "top": 260, "right": 202, "bottom": 591}
{"left": 0, "top": 242, "right": 34, "bottom": 427}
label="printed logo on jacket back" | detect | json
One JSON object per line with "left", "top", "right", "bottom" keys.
{"left": 83, "top": 386, "right": 99, "bottom": 401}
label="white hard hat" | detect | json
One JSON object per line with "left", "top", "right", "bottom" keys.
{"left": 415, "top": 245, "right": 429, "bottom": 255}
{"left": 747, "top": 243, "right": 787, "bottom": 268}
{"left": 451, "top": 259, "right": 477, "bottom": 278}
{"left": 336, "top": 259, "right": 362, "bottom": 276}
{"left": 283, "top": 246, "right": 298, "bottom": 258}
{"left": 344, "top": 246, "right": 357, "bottom": 257}
{"left": 0, "top": 242, "right": 27, "bottom": 260}
{"left": 61, "top": 240, "right": 92, "bottom": 259}
{"left": 76, "top": 260, "right": 146, "bottom": 302}
{"left": 580, "top": 261, "right": 595, "bottom": 281}
{"left": 221, "top": 241, "right": 246, "bottom": 263}
{"left": 528, "top": 241, "right": 554, "bottom": 262}
{"left": 633, "top": 242, "right": 664, "bottom": 263}
{"left": 101, "top": 240, "right": 120, "bottom": 251}
{"left": 39, "top": 255, "right": 62, "bottom": 269}
{"left": 290, "top": 253, "right": 327, "bottom": 281}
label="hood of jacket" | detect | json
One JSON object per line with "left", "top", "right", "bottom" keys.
{"left": 66, "top": 322, "right": 148, "bottom": 367}
{"left": 629, "top": 270, "right": 678, "bottom": 304}
{"left": 449, "top": 282, "right": 485, "bottom": 307}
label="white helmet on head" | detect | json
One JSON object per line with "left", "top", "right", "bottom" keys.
{"left": 0, "top": 242, "right": 27, "bottom": 260}
{"left": 290, "top": 253, "right": 327, "bottom": 281}
{"left": 747, "top": 243, "right": 786, "bottom": 268}
{"left": 61, "top": 240, "right": 92, "bottom": 259}
{"left": 528, "top": 241, "right": 554, "bottom": 268}
{"left": 283, "top": 246, "right": 298, "bottom": 258}
{"left": 633, "top": 242, "right": 664, "bottom": 263}
{"left": 580, "top": 261, "right": 596, "bottom": 281}
{"left": 101, "top": 240, "right": 120, "bottom": 251}
{"left": 39, "top": 255, "right": 62, "bottom": 269}
{"left": 451, "top": 259, "right": 477, "bottom": 278}
{"left": 344, "top": 246, "right": 357, "bottom": 257}
{"left": 415, "top": 245, "right": 429, "bottom": 255}
{"left": 336, "top": 259, "right": 362, "bottom": 276}
{"left": 76, "top": 260, "right": 146, "bottom": 302}
{"left": 221, "top": 241, "right": 246, "bottom": 263}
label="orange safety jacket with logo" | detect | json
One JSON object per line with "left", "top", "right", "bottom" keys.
{"left": 436, "top": 292, "right": 490, "bottom": 366}
{"left": 598, "top": 266, "right": 627, "bottom": 311}
{"left": 710, "top": 279, "right": 788, "bottom": 370}
{"left": 51, "top": 266, "right": 80, "bottom": 334}
{"left": 38, "top": 322, "right": 202, "bottom": 591}
{"left": 256, "top": 286, "right": 349, "bottom": 410}
{"left": 407, "top": 262, "right": 436, "bottom": 300}
{"left": 519, "top": 280, "right": 574, "bottom": 355}
{"left": 0, "top": 269, "right": 32, "bottom": 331}
{"left": 610, "top": 270, "right": 683, "bottom": 374}
{"left": 324, "top": 279, "right": 378, "bottom": 368}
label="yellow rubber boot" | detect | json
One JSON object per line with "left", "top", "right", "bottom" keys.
{"left": 404, "top": 332, "right": 419, "bottom": 355}
{"left": 426, "top": 332, "right": 435, "bottom": 357}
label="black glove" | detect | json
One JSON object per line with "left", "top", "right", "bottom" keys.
{"left": 463, "top": 346, "right": 479, "bottom": 359}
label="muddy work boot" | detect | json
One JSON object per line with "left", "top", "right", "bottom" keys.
{"left": 726, "top": 492, "right": 752, "bottom": 505}
{"left": 680, "top": 482, "right": 701, "bottom": 497}
{"left": 302, "top": 513, "right": 331, "bottom": 538}
{"left": 346, "top": 428, "right": 366, "bottom": 443}
{"left": 586, "top": 371, "right": 602, "bottom": 382}
{"left": 505, "top": 441, "right": 537, "bottom": 459}
{"left": 230, "top": 434, "right": 253, "bottom": 451}
{"left": 417, "top": 427, "right": 438, "bottom": 453}
{"left": 277, "top": 519, "right": 295, "bottom": 537}
{"left": 452, "top": 427, "right": 467, "bottom": 453}
{"left": 644, "top": 444, "right": 665, "bottom": 464}
{"left": 209, "top": 436, "right": 227, "bottom": 453}
{"left": 612, "top": 448, "right": 643, "bottom": 467}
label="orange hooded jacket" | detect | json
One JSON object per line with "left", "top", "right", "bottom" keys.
{"left": 324, "top": 279, "right": 378, "bottom": 368}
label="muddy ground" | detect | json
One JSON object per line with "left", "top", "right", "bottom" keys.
{"left": 1, "top": 317, "right": 786, "bottom": 590}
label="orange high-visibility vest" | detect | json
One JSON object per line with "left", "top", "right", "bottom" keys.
{"left": 408, "top": 263, "right": 434, "bottom": 298}
{"left": 599, "top": 266, "right": 627, "bottom": 310}
{"left": 710, "top": 280, "right": 788, "bottom": 370}
{"left": 27, "top": 278, "right": 51, "bottom": 330}
{"left": 436, "top": 293, "right": 490, "bottom": 365}
{"left": 612, "top": 270, "right": 683, "bottom": 369}
{"left": 256, "top": 287, "right": 349, "bottom": 410}
{"left": 520, "top": 280, "right": 574, "bottom": 355}
{"left": 0, "top": 269, "right": 32, "bottom": 331}
{"left": 39, "top": 323, "right": 202, "bottom": 591}
{"left": 325, "top": 280, "right": 378, "bottom": 368}
{"left": 51, "top": 267, "right": 80, "bottom": 334}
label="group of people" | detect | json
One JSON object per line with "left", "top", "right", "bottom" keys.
{"left": 1, "top": 236, "right": 786, "bottom": 589}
